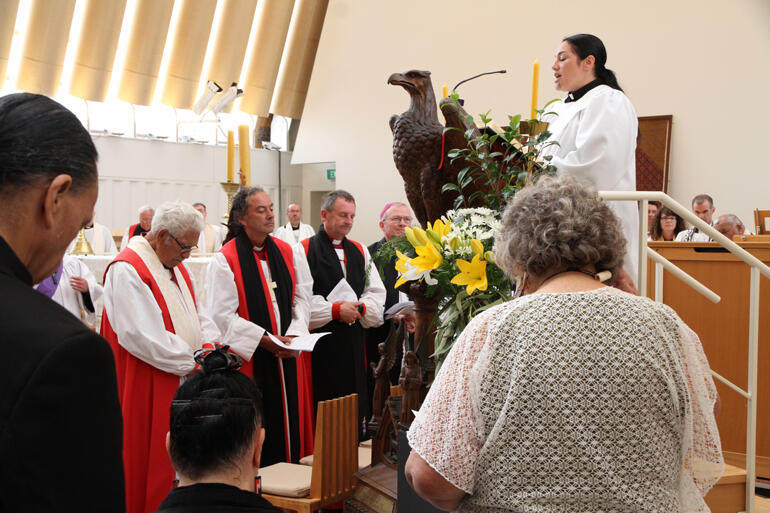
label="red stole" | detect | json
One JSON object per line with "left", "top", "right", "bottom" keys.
{"left": 100, "top": 248, "right": 196, "bottom": 513}
{"left": 219, "top": 237, "right": 314, "bottom": 457}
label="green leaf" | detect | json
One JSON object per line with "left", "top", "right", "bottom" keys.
{"left": 457, "top": 166, "right": 471, "bottom": 184}
{"left": 441, "top": 183, "right": 461, "bottom": 193}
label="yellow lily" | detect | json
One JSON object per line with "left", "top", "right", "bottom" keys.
{"left": 411, "top": 243, "right": 443, "bottom": 273}
{"left": 404, "top": 227, "right": 421, "bottom": 248}
{"left": 412, "top": 227, "right": 430, "bottom": 246}
{"left": 451, "top": 254, "right": 488, "bottom": 295}
{"left": 428, "top": 218, "right": 453, "bottom": 239}
{"left": 394, "top": 251, "right": 412, "bottom": 288}
{"left": 484, "top": 250, "right": 496, "bottom": 264}
{"left": 470, "top": 238, "right": 484, "bottom": 258}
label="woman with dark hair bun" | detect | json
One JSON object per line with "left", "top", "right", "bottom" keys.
{"left": 154, "top": 345, "right": 281, "bottom": 513}
{"left": 541, "top": 33, "right": 640, "bottom": 291}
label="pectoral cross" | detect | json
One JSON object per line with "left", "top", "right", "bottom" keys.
{"left": 268, "top": 280, "right": 278, "bottom": 302}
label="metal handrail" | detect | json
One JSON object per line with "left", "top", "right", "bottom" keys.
{"left": 599, "top": 190, "right": 767, "bottom": 513}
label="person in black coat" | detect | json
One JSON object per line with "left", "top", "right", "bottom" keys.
{"left": 0, "top": 93, "right": 125, "bottom": 512}
{"left": 154, "top": 346, "right": 280, "bottom": 513}
{"left": 366, "top": 202, "right": 414, "bottom": 396}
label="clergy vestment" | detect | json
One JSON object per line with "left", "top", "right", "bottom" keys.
{"left": 0, "top": 236, "right": 125, "bottom": 512}
{"left": 273, "top": 222, "right": 315, "bottom": 245}
{"left": 120, "top": 223, "right": 149, "bottom": 250}
{"left": 193, "top": 223, "right": 224, "bottom": 255}
{"left": 101, "top": 236, "right": 221, "bottom": 513}
{"left": 42, "top": 254, "right": 103, "bottom": 325}
{"left": 205, "top": 232, "right": 314, "bottom": 465}
{"left": 67, "top": 221, "right": 118, "bottom": 254}
{"left": 542, "top": 84, "right": 639, "bottom": 285}
{"left": 302, "top": 225, "right": 385, "bottom": 422}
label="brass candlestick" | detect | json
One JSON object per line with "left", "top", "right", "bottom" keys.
{"left": 70, "top": 227, "right": 94, "bottom": 255}
{"left": 220, "top": 181, "right": 241, "bottom": 222}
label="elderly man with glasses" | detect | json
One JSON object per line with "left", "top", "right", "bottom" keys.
{"left": 101, "top": 200, "right": 224, "bottom": 513}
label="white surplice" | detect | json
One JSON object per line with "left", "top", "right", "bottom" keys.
{"left": 204, "top": 243, "right": 314, "bottom": 363}
{"left": 103, "top": 237, "right": 220, "bottom": 376}
{"left": 194, "top": 223, "right": 224, "bottom": 255}
{"left": 273, "top": 222, "right": 316, "bottom": 245}
{"left": 49, "top": 254, "right": 103, "bottom": 325}
{"left": 308, "top": 240, "right": 385, "bottom": 330}
{"left": 542, "top": 84, "right": 640, "bottom": 284}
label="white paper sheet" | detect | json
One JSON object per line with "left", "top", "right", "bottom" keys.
{"left": 266, "top": 331, "right": 331, "bottom": 352}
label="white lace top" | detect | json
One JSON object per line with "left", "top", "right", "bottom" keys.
{"left": 408, "top": 287, "right": 723, "bottom": 512}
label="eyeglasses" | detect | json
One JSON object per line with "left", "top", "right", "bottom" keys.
{"left": 661, "top": 216, "right": 677, "bottom": 222}
{"left": 386, "top": 216, "right": 412, "bottom": 224}
{"left": 170, "top": 234, "right": 197, "bottom": 254}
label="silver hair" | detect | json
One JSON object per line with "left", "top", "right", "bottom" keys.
{"left": 149, "top": 201, "right": 204, "bottom": 237}
{"left": 380, "top": 201, "right": 409, "bottom": 222}
{"left": 494, "top": 173, "right": 626, "bottom": 280}
{"left": 138, "top": 204, "right": 154, "bottom": 215}
{"left": 718, "top": 213, "right": 743, "bottom": 228}
{"left": 321, "top": 190, "right": 355, "bottom": 212}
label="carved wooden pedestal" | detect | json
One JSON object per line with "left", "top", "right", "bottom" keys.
{"left": 345, "top": 463, "right": 397, "bottom": 513}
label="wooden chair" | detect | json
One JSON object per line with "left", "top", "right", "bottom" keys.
{"left": 754, "top": 209, "right": 770, "bottom": 234}
{"left": 260, "top": 394, "right": 358, "bottom": 513}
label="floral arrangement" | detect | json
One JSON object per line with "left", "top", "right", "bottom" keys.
{"left": 378, "top": 105, "right": 559, "bottom": 371}
{"left": 378, "top": 207, "right": 512, "bottom": 372}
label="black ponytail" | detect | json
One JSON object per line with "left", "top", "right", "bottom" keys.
{"left": 563, "top": 34, "right": 624, "bottom": 93}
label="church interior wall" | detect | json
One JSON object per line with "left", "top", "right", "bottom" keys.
{"left": 92, "top": 136, "right": 305, "bottom": 231}
{"left": 291, "top": 0, "right": 770, "bottom": 244}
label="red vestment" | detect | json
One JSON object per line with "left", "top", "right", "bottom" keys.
{"left": 219, "top": 237, "right": 314, "bottom": 459}
{"left": 100, "top": 248, "right": 196, "bottom": 513}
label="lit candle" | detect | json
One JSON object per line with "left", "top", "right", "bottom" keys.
{"left": 442, "top": 84, "right": 448, "bottom": 98}
{"left": 530, "top": 60, "right": 539, "bottom": 120}
{"left": 238, "top": 125, "right": 250, "bottom": 186}
{"left": 226, "top": 130, "right": 234, "bottom": 182}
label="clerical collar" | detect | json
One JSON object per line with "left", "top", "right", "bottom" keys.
{"left": 292, "top": 224, "right": 300, "bottom": 231}
{"left": 332, "top": 239, "right": 344, "bottom": 249}
{"left": 565, "top": 79, "right": 602, "bottom": 103}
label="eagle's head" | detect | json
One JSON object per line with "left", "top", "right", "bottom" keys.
{"left": 388, "top": 69, "right": 433, "bottom": 96}
{"left": 388, "top": 69, "right": 438, "bottom": 124}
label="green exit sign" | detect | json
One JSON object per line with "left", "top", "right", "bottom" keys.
{"left": 327, "top": 168, "right": 336, "bottom": 180}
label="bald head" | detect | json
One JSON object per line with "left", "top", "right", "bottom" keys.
{"left": 286, "top": 203, "right": 302, "bottom": 227}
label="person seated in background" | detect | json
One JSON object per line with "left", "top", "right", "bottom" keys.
{"left": 36, "top": 253, "right": 103, "bottom": 326}
{"left": 649, "top": 206, "right": 687, "bottom": 241}
{"left": 154, "top": 345, "right": 281, "bottom": 513}
{"left": 647, "top": 200, "right": 661, "bottom": 237}
{"left": 676, "top": 194, "right": 715, "bottom": 242}
{"left": 715, "top": 214, "right": 746, "bottom": 241}
{"left": 121, "top": 205, "right": 155, "bottom": 249}
{"left": 405, "top": 173, "right": 723, "bottom": 512}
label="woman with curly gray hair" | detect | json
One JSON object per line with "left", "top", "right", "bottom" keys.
{"left": 406, "top": 173, "right": 723, "bottom": 512}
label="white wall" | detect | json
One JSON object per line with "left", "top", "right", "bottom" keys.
{"left": 92, "top": 136, "right": 303, "bottom": 230}
{"left": 292, "top": 0, "right": 770, "bottom": 242}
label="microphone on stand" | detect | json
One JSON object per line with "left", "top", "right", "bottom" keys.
{"left": 451, "top": 70, "right": 507, "bottom": 106}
